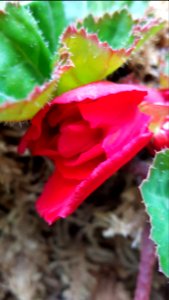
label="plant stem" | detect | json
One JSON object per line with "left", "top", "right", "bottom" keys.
{"left": 134, "top": 223, "right": 156, "bottom": 300}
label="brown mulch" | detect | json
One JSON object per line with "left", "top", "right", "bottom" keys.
{"left": 0, "top": 126, "right": 168, "bottom": 300}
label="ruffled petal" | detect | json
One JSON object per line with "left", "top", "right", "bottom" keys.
{"left": 18, "top": 81, "right": 156, "bottom": 224}
{"left": 55, "top": 153, "right": 105, "bottom": 180}
{"left": 103, "top": 111, "right": 150, "bottom": 157}
{"left": 19, "top": 82, "right": 147, "bottom": 153}
{"left": 63, "top": 143, "right": 103, "bottom": 166}
{"left": 36, "top": 130, "right": 151, "bottom": 224}
{"left": 78, "top": 90, "right": 147, "bottom": 128}
{"left": 57, "top": 120, "right": 102, "bottom": 158}
{"left": 36, "top": 171, "right": 79, "bottom": 224}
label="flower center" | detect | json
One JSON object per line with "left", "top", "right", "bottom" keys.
{"left": 57, "top": 120, "right": 102, "bottom": 159}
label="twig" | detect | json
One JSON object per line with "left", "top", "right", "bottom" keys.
{"left": 134, "top": 223, "right": 156, "bottom": 300}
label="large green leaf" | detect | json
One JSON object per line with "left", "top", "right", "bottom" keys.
{"left": 0, "top": 3, "right": 52, "bottom": 103}
{"left": 0, "top": 2, "right": 59, "bottom": 121}
{"left": 0, "top": 54, "right": 71, "bottom": 121}
{"left": 140, "top": 149, "right": 169, "bottom": 277}
{"left": 26, "top": 1, "right": 67, "bottom": 54}
{"left": 0, "top": 80, "right": 56, "bottom": 121}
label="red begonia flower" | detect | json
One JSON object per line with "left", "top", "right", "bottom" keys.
{"left": 19, "top": 81, "right": 153, "bottom": 224}
{"left": 145, "top": 88, "right": 169, "bottom": 151}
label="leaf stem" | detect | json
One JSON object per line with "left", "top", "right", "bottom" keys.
{"left": 134, "top": 223, "right": 156, "bottom": 300}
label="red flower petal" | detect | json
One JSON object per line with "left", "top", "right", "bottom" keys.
{"left": 52, "top": 81, "right": 147, "bottom": 105}
{"left": 160, "top": 89, "right": 169, "bottom": 102}
{"left": 18, "top": 105, "right": 50, "bottom": 154}
{"left": 55, "top": 153, "right": 105, "bottom": 180}
{"left": 19, "top": 81, "right": 155, "bottom": 224}
{"left": 57, "top": 120, "right": 102, "bottom": 158}
{"left": 103, "top": 112, "right": 150, "bottom": 157}
{"left": 62, "top": 143, "right": 103, "bottom": 166}
{"left": 36, "top": 129, "right": 151, "bottom": 224}
{"left": 78, "top": 90, "right": 147, "bottom": 128}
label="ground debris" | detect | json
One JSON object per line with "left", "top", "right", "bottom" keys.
{"left": 0, "top": 124, "right": 168, "bottom": 300}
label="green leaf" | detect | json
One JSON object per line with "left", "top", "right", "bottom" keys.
{"left": 0, "top": 1, "right": 162, "bottom": 121}
{"left": 56, "top": 26, "right": 131, "bottom": 95}
{"left": 26, "top": 1, "right": 149, "bottom": 55}
{"left": 0, "top": 3, "right": 52, "bottom": 103}
{"left": 0, "top": 2, "right": 60, "bottom": 121}
{"left": 0, "top": 55, "right": 71, "bottom": 121}
{"left": 134, "top": 20, "right": 165, "bottom": 51}
{"left": 26, "top": 1, "right": 67, "bottom": 54}
{"left": 77, "top": 10, "right": 135, "bottom": 49}
{"left": 27, "top": 0, "right": 149, "bottom": 27}
{"left": 116, "top": 1, "right": 149, "bottom": 18}
{"left": 77, "top": 10, "right": 164, "bottom": 51}
{"left": 140, "top": 149, "right": 169, "bottom": 277}
{"left": 0, "top": 80, "right": 56, "bottom": 121}
{"left": 57, "top": 12, "right": 164, "bottom": 95}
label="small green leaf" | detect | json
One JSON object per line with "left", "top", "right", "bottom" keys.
{"left": 77, "top": 10, "right": 135, "bottom": 49}
{"left": 140, "top": 149, "right": 169, "bottom": 277}
{"left": 134, "top": 20, "right": 165, "bottom": 51}
{"left": 77, "top": 10, "right": 164, "bottom": 52}
{"left": 117, "top": 1, "right": 149, "bottom": 18}
{"left": 57, "top": 11, "right": 164, "bottom": 95}
{"left": 56, "top": 26, "right": 131, "bottom": 95}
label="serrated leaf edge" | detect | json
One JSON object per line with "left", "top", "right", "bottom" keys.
{"left": 61, "top": 25, "right": 133, "bottom": 57}
{"left": 76, "top": 11, "right": 165, "bottom": 54}
{"left": 0, "top": 57, "right": 73, "bottom": 121}
{"left": 140, "top": 149, "right": 169, "bottom": 277}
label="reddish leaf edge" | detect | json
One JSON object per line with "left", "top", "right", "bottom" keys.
{"left": 0, "top": 57, "right": 73, "bottom": 122}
